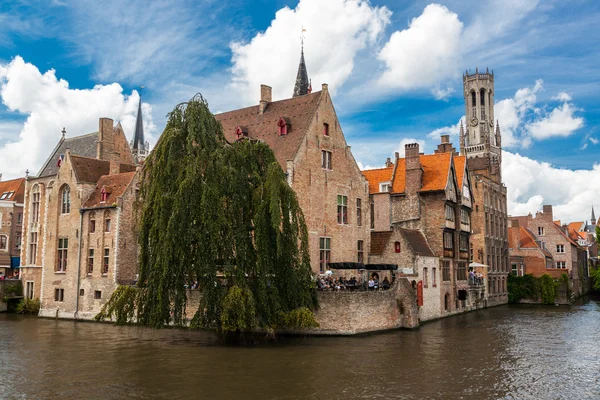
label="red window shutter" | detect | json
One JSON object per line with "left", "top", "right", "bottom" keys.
{"left": 395, "top": 241, "right": 401, "bottom": 253}
{"left": 417, "top": 281, "right": 424, "bottom": 306}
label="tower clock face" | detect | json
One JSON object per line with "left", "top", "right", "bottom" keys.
{"left": 470, "top": 116, "right": 478, "bottom": 126}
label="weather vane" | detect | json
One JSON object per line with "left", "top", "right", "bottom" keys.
{"left": 300, "top": 26, "right": 306, "bottom": 47}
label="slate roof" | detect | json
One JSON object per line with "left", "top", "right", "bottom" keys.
{"left": 214, "top": 91, "right": 322, "bottom": 169}
{"left": 293, "top": 49, "right": 310, "bottom": 97}
{"left": 0, "top": 178, "right": 25, "bottom": 203}
{"left": 70, "top": 155, "right": 136, "bottom": 184}
{"left": 370, "top": 231, "right": 393, "bottom": 254}
{"left": 132, "top": 99, "right": 145, "bottom": 151}
{"left": 38, "top": 132, "right": 99, "bottom": 178}
{"left": 84, "top": 172, "right": 136, "bottom": 208}
{"left": 398, "top": 228, "right": 435, "bottom": 257}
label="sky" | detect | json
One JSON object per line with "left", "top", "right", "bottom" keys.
{"left": 0, "top": 0, "right": 599, "bottom": 223}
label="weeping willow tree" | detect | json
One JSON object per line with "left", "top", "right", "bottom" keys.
{"left": 97, "top": 94, "right": 317, "bottom": 333}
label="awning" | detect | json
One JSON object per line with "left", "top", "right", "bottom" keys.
{"left": 11, "top": 257, "right": 20, "bottom": 268}
{"left": 327, "top": 262, "right": 365, "bottom": 270}
{"left": 0, "top": 253, "right": 10, "bottom": 267}
{"left": 364, "top": 264, "right": 398, "bottom": 271}
{"left": 469, "top": 262, "right": 488, "bottom": 268}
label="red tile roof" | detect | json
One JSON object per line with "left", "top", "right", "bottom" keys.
{"left": 454, "top": 155, "right": 466, "bottom": 187}
{"left": 70, "top": 155, "right": 136, "bottom": 184}
{"left": 214, "top": 91, "right": 322, "bottom": 169}
{"left": 568, "top": 221, "right": 584, "bottom": 232}
{"left": 84, "top": 172, "right": 136, "bottom": 208}
{"left": 0, "top": 178, "right": 25, "bottom": 203}
{"left": 510, "top": 226, "right": 553, "bottom": 258}
{"left": 361, "top": 166, "right": 393, "bottom": 194}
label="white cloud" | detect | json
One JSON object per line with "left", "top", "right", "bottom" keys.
{"left": 427, "top": 117, "right": 464, "bottom": 140}
{"left": 0, "top": 57, "right": 156, "bottom": 179}
{"left": 432, "top": 86, "right": 455, "bottom": 101}
{"left": 494, "top": 80, "right": 583, "bottom": 148}
{"left": 503, "top": 151, "right": 600, "bottom": 223}
{"left": 590, "top": 137, "right": 599, "bottom": 145}
{"left": 397, "top": 138, "right": 426, "bottom": 157}
{"left": 377, "top": 4, "right": 463, "bottom": 92}
{"left": 552, "top": 92, "right": 572, "bottom": 102}
{"left": 230, "top": 0, "right": 391, "bottom": 103}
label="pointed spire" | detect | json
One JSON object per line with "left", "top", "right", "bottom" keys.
{"left": 293, "top": 29, "right": 310, "bottom": 97}
{"left": 591, "top": 205, "right": 596, "bottom": 222}
{"left": 132, "top": 95, "right": 145, "bottom": 151}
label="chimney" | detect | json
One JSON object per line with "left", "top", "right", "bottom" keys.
{"left": 0, "top": 173, "right": 2, "bottom": 181}
{"left": 109, "top": 151, "right": 121, "bottom": 175}
{"left": 259, "top": 85, "right": 272, "bottom": 115}
{"left": 385, "top": 157, "right": 393, "bottom": 167}
{"left": 404, "top": 143, "right": 422, "bottom": 194}
{"left": 509, "top": 221, "right": 520, "bottom": 249}
{"left": 435, "top": 135, "right": 456, "bottom": 154}
{"left": 97, "top": 117, "right": 115, "bottom": 160}
{"left": 441, "top": 135, "right": 449, "bottom": 144}
{"left": 322, "top": 83, "right": 328, "bottom": 92}
{"left": 542, "top": 205, "right": 553, "bottom": 221}
{"left": 510, "top": 219, "right": 519, "bottom": 228}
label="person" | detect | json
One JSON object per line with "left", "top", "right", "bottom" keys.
{"left": 373, "top": 276, "right": 379, "bottom": 290}
{"left": 469, "top": 268, "right": 475, "bottom": 284}
{"left": 368, "top": 278, "right": 375, "bottom": 291}
{"left": 382, "top": 277, "right": 390, "bottom": 290}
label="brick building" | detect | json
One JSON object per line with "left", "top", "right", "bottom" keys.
{"left": 459, "top": 69, "right": 509, "bottom": 306}
{"left": 362, "top": 137, "right": 483, "bottom": 320}
{"left": 0, "top": 177, "right": 25, "bottom": 277}
{"left": 510, "top": 205, "right": 588, "bottom": 296}
{"left": 508, "top": 220, "right": 554, "bottom": 277}
{"left": 20, "top": 117, "right": 141, "bottom": 318}
{"left": 214, "top": 50, "right": 370, "bottom": 274}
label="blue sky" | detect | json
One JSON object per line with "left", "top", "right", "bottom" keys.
{"left": 0, "top": 0, "right": 599, "bottom": 222}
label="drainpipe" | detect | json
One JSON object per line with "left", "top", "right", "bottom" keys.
{"left": 74, "top": 209, "right": 84, "bottom": 319}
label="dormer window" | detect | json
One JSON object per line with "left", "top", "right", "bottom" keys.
{"left": 323, "top": 123, "right": 329, "bottom": 136}
{"left": 235, "top": 126, "right": 248, "bottom": 140}
{"left": 379, "top": 182, "right": 391, "bottom": 192}
{"left": 277, "top": 117, "right": 290, "bottom": 136}
{"left": 100, "top": 186, "right": 109, "bottom": 203}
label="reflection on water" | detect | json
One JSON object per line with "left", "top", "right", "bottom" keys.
{"left": 1, "top": 298, "right": 599, "bottom": 400}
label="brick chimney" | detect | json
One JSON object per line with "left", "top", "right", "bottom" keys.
{"left": 509, "top": 220, "right": 520, "bottom": 249}
{"left": 541, "top": 205, "right": 553, "bottom": 221}
{"left": 404, "top": 143, "right": 422, "bottom": 194}
{"left": 97, "top": 117, "right": 115, "bottom": 161}
{"left": 385, "top": 157, "right": 393, "bottom": 167}
{"left": 434, "top": 135, "right": 457, "bottom": 154}
{"left": 109, "top": 151, "right": 121, "bottom": 175}
{"left": 259, "top": 84, "right": 272, "bottom": 115}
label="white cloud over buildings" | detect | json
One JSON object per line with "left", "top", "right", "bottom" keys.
{"left": 0, "top": 57, "right": 156, "bottom": 179}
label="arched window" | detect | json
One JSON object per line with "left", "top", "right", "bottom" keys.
{"left": 480, "top": 89, "right": 486, "bottom": 120}
{"left": 31, "top": 184, "right": 41, "bottom": 223}
{"left": 61, "top": 185, "right": 71, "bottom": 214}
{"left": 444, "top": 293, "right": 450, "bottom": 311}
{"left": 471, "top": 91, "right": 477, "bottom": 118}
{"left": 89, "top": 211, "right": 96, "bottom": 233}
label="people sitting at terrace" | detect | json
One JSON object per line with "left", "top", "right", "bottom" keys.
{"left": 382, "top": 277, "right": 390, "bottom": 290}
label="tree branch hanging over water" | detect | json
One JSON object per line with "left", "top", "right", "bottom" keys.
{"left": 97, "top": 94, "right": 318, "bottom": 333}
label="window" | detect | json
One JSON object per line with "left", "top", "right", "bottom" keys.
{"left": 379, "top": 182, "right": 391, "bottom": 192}
{"left": 17, "top": 213, "right": 22, "bottom": 225}
{"left": 356, "top": 198, "right": 362, "bottom": 226}
{"left": 31, "top": 185, "right": 40, "bottom": 223}
{"left": 441, "top": 260, "right": 451, "bottom": 282}
{"left": 15, "top": 232, "right": 21, "bottom": 249}
{"left": 337, "top": 195, "right": 348, "bottom": 224}
{"left": 277, "top": 118, "right": 288, "bottom": 136}
{"left": 357, "top": 240, "right": 364, "bottom": 263}
{"left": 459, "top": 234, "right": 469, "bottom": 252}
{"left": 556, "top": 244, "right": 565, "bottom": 253}
{"left": 87, "top": 249, "right": 94, "bottom": 274}
{"left": 61, "top": 185, "right": 71, "bottom": 214}
{"left": 443, "top": 231, "right": 454, "bottom": 250}
{"left": 26, "top": 281, "right": 34, "bottom": 299}
{"left": 54, "top": 288, "right": 64, "bottom": 302}
{"left": 100, "top": 186, "right": 108, "bottom": 203}
{"left": 94, "top": 290, "right": 102, "bottom": 300}
{"left": 57, "top": 238, "right": 68, "bottom": 272}
{"left": 394, "top": 241, "right": 401, "bottom": 253}
{"left": 105, "top": 219, "right": 111, "bottom": 232}
{"left": 471, "top": 91, "right": 477, "bottom": 117}
{"left": 90, "top": 220, "right": 96, "bottom": 233}
{"left": 321, "top": 150, "right": 332, "bottom": 170}
{"left": 556, "top": 261, "right": 567, "bottom": 269}
{"left": 445, "top": 205, "right": 455, "bottom": 221}
{"left": 29, "top": 232, "right": 38, "bottom": 265}
{"left": 457, "top": 262, "right": 467, "bottom": 281}
{"left": 423, "top": 267, "right": 428, "bottom": 287}
{"left": 444, "top": 293, "right": 450, "bottom": 311}
{"left": 323, "top": 123, "right": 329, "bottom": 136}
{"left": 102, "top": 248, "right": 110, "bottom": 275}
{"left": 460, "top": 209, "right": 470, "bottom": 226}
{"left": 80, "top": 289, "right": 85, "bottom": 296}
{"left": 370, "top": 200, "right": 374, "bottom": 230}
{"left": 480, "top": 89, "right": 486, "bottom": 120}
{"left": 0, "top": 235, "right": 7, "bottom": 250}
{"left": 319, "top": 237, "right": 331, "bottom": 273}
{"left": 538, "top": 227, "right": 544, "bottom": 236}
{"left": 432, "top": 268, "right": 437, "bottom": 287}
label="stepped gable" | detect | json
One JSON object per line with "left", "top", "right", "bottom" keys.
{"left": 0, "top": 178, "right": 25, "bottom": 203}
{"left": 215, "top": 91, "right": 321, "bottom": 169}
{"left": 370, "top": 231, "right": 393, "bottom": 255}
{"left": 361, "top": 166, "right": 393, "bottom": 194}
{"left": 398, "top": 228, "right": 435, "bottom": 257}
{"left": 84, "top": 172, "right": 136, "bottom": 208}
{"left": 38, "top": 132, "right": 99, "bottom": 178}
{"left": 70, "top": 155, "right": 136, "bottom": 184}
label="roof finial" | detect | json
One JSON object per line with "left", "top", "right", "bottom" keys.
{"left": 300, "top": 26, "right": 306, "bottom": 50}
{"left": 61, "top": 127, "right": 66, "bottom": 138}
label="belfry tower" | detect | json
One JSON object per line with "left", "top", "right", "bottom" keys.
{"left": 459, "top": 68, "right": 502, "bottom": 182}
{"left": 460, "top": 68, "right": 509, "bottom": 306}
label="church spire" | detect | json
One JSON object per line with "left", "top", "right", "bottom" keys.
{"left": 131, "top": 91, "right": 148, "bottom": 163}
{"left": 591, "top": 205, "right": 596, "bottom": 225}
{"left": 293, "top": 29, "right": 310, "bottom": 97}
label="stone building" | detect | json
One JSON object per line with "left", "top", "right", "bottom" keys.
{"left": 214, "top": 50, "right": 370, "bottom": 274}
{"left": 459, "top": 69, "right": 509, "bottom": 306}
{"left": 510, "top": 205, "right": 588, "bottom": 296}
{"left": 508, "top": 220, "right": 554, "bottom": 277}
{"left": 0, "top": 177, "right": 25, "bottom": 277}
{"left": 20, "top": 117, "right": 140, "bottom": 319}
{"left": 362, "top": 137, "right": 483, "bottom": 320}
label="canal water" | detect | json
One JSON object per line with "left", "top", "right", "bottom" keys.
{"left": 1, "top": 298, "right": 599, "bottom": 400}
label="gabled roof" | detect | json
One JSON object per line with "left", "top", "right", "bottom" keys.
{"left": 214, "top": 91, "right": 322, "bottom": 169}
{"left": 84, "top": 172, "right": 137, "bottom": 208}
{"left": 70, "top": 155, "right": 136, "bottom": 184}
{"left": 370, "top": 231, "right": 393, "bottom": 254}
{"left": 568, "top": 221, "right": 584, "bottom": 232}
{"left": 509, "top": 226, "right": 553, "bottom": 258}
{"left": 38, "top": 132, "right": 99, "bottom": 178}
{"left": 361, "top": 166, "right": 393, "bottom": 194}
{"left": 398, "top": 228, "right": 435, "bottom": 257}
{"left": 0, "top": 178, "right": 25, "bottom": 203}
{"left": 550, "top": 222, "right": 580, "bottom": 248}
{"left": 454, "top": 155, "right": 467, "bottom": 187}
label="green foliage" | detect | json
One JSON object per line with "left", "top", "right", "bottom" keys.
{"left": 591, "top": 266, "right": 600, "bottom": 292}
{"left": 507, "top": 273, "right": 537, "bottom": 303}
{"left": 16, "top": 297, "right": 40, "bottom": 314}
{"left": 95, "top": 286, "right": 139, "bottom": 325}
{"left": 98, "top": 94, "right": 317, "bottom": 334}
{"left": 2, "top": 283, "right": 22, "bottom": 298}
{"left": 277, "top": 307, "right": 319, "bottom": 329}
{"left": 539, "top": 274, "right": 557, "bottom": 304}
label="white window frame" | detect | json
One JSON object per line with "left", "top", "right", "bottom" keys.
{"left": 379, "top": 181, "right": 391, "bottom": 193}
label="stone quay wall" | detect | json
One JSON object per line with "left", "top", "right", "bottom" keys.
{"left": 0, "top": 279, "right": 23, "bottom": 312}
